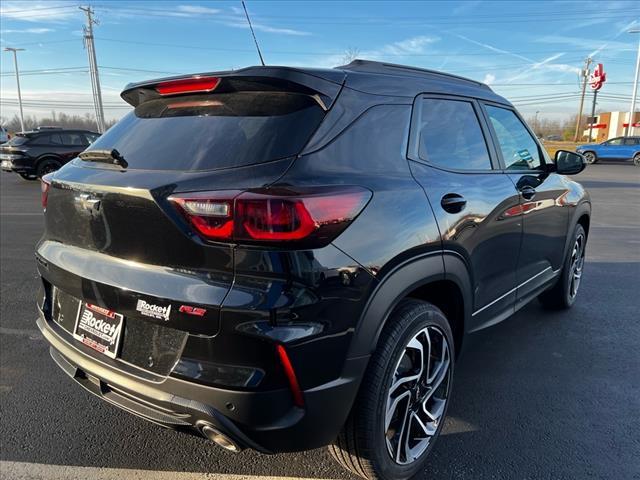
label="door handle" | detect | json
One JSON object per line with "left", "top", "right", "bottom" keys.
{"left": 519, "top": 186, "right": 536, "bottom": 201}
{"left": 441, "top": 193, "right": 467, "bottom": 213}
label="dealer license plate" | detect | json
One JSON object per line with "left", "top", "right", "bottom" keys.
{"left": 73, "top": 303, "right": 124, "bottom": 359}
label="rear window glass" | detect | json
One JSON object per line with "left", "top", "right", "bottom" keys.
{"left": 6, "top": 135, "right": 29, "bottom": 146}
{"left": 84, "top": 92, "right": 325, "bottom": 171}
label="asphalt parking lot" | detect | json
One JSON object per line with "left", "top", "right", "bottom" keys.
{"left": 1, "top": 164, "right": 639, "bottom": 480}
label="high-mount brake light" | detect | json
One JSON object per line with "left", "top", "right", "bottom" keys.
{"left": 155, "top": 76, "right": 221, "bottom": 95}
{"left": 41, "top": 173, "right": 53, "bottom": 211}
{"left": 168, "top": 187, "right": 371, "bottom": 247}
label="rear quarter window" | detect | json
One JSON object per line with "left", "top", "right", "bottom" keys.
{"left": 83, "top": 91, "right": 325, "bottom": 171}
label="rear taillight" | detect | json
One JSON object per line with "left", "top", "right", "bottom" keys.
{"left": 41, "top": 173, "right": 53, "bottom": 211}
{"left": 155, "top": 76, "right": 220, "bottom": 95}
{"left": 168, "top": 186, "right": 371, "bottom": 247}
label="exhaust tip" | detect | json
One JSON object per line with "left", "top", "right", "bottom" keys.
{"left": 199, "top": 423, "right": 241, "bottom": 453}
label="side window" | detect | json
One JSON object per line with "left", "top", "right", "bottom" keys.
{"left": 417, "top": 98, "right": 492, "bottom": 170}
{"left": 61, "top": 133, "right": 87, "bottom": 146}
{"left": 49, "top": 134, "right": 63, "bottom": 145}
{"left": 84, "top": 133, "right": 99, "bottom": 144}
{"left": 485, "top": 105, "right": 543, "bottom": 170}
{"left": 30, "top": 135, "right": 50, "bottom": 145}
{"left": 606, "top": 138, "right": 622, "bottom": 146}
{"left": 623, "top": 138, "right": 636, "bottom": 146}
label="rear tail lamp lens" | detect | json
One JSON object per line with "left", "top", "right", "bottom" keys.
{"left": 155, "top": 76, "right": 220, "bottom": 95}
{"left": 168, "top": 186, "right": 371, "bottom": 247}
{"left": 41, "top": 173, "right": 53, "bottom": 211}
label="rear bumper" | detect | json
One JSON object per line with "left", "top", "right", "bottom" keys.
{"left": 37, "top": 310, "right": 367, "bottom": 453}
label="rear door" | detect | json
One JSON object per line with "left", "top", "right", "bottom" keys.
{"left": 408, "top": 95, "right": 523, "bottom": 328}
{"left": 600, "top": 137, "right": 624, "bottom": 159}
{"left": 481, "top": 103, "right": 570, "bottom": 305}
{"left": 622, "top": 137, "right": 639, "bottom": 159}
{"left": 59, "top": 131, "right": 89, "bottom": 161}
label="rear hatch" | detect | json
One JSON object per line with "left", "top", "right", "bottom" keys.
{"left": 37, "top": 68, "right": 344, "bottom": 372}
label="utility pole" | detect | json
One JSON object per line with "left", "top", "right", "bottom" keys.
{"left": 588, "top": 90, "right": 598, "bottom": 142}
{"left": 80, "top": 6, "right": 105, "bottom": 133}
{"left": 625, "top": 29, "right": 639, "bottom": 137}
{"left": 574, "top": 57, "right": 592, "bottom": 142}
{"left": 4, "top": 47, "right": 26, "bottom": 132}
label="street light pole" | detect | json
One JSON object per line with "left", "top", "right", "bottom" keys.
{"left": 625, "top": 29, "right": 640, "bottom": 137}
{"left": 4, "top": 47, "right": 26, "bottom": 133}
{"left": 534, "top": 110, "right": 540, "bottom": 137}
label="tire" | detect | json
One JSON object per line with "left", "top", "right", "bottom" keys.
{"left": 36, "top": 158, "right": 62, "bottom": 177}
{"left": 538, "top": 223, "right": 587, "bottom": 310}
{"left": 18, "top": 173, "right": 38, "bottom": 181}
{"left": 329, "top": 299, "right": 454, "bottom": 480}
{"left": 633, "top": 153, "right": 640, "bottom": 167}
{"left": 582, "top": 151, "right": 597, "bottom": 164}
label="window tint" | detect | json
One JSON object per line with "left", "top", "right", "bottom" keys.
{"left": 84, "top": 133, "right": 99, "bottom": 144}
{"left": 49, "top": 133, "right": 63, "bottom": 145}
{"left": 485, "top": 105, "right": 543, "bottom": 170}
{"left": 6, "top": 135, "right": 29, "bottom": 146}
{"left": 623, "top": 138, "right": 637, "bottom": 145}
{"left": 61, "top": 133, "right": 87, "bottom": 146}
{"left": 85, "top": 92, "right": 325, "bottom": 171}
{"left": 606, "top": 138, "right": 622, "bottom": 146}
{"left": 30, "top": 135, "right": 51, "bottom": 145}
{"left": 417, "top": 98, "right": 492, "bottom": 170}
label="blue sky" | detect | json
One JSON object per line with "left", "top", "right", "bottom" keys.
{"left": 1, "top": 0, "right": 638, "bottom": 122}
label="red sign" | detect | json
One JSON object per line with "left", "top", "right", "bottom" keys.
{"left": 623, "top": 122, "right": 640, "bottom": 128}
{"left": 589, "top": 63, "right": 606, "bottom": 91}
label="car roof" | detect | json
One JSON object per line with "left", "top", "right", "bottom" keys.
{"left": 22, "top": 129, "right": 98, "bottom": 135}
{"left": 335, "top": 60, "right": 509, "bottom": 104}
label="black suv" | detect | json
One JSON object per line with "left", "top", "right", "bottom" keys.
{"left": 36, "top": 61, "right": 590, "bottom": 480}
{"left": 0, "top": 128, "right": 99, "bottom": 179}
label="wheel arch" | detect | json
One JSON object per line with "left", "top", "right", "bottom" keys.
{"left": 347, "top": 251, "right": 472, "bottom": 361}
{"left": 36, "top": 154, "right": 63, "bottom": 166}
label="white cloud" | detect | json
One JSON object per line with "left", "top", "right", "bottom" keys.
{"left": 225, "top": 21, "right": 310, "bottom": 36}
{"left": 0, "top": 2, "right": 77, "bottom": 22}
{"left": 176, "top": 5, "right": 220, "bottom": 15}
{"left": 381, "top": 36, "right": 440, "bottom": 55}
{"left": 483, "top": 73, "right": 496, "bottom": 84}
{"left": 2, "top": 28, "right": 54, "bottom": 34}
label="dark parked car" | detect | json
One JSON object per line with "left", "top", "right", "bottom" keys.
{"left": 0, "top": 128, "right": 100, "bottom": 179}
{"left": 576, "top": 136, "right": 640, "bottom": 165}
{"left": 35, "top": 61, "right": 590, "bottom": 480}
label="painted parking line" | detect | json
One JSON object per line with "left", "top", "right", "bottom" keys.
{"left": 0, "top": 461, "right": 329, "bottom": 480}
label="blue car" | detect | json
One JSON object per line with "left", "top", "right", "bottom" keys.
{"left": 576, "top": 136, "right": 640, "bottom": 166}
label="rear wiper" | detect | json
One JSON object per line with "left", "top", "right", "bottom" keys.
{"left": 79, "top": 149, "right": 128, "bottom": 168}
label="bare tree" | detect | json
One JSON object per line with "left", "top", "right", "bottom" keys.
{"left": 341, "top": 47, "right": 360, "bottom": 65}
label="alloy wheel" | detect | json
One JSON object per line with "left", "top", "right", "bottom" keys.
{"left": 384, "top": 326, "right": 451, "bottom": 465}
{"left": 633, "top": 154, "right": 640, "bottom": 167}
{"left": 583, "top": 152, "right": 596, "bottom": 164}
{"left": 40, "top": 164, "right": 58, "bottom": 176}
{"left": 569, "top": 233, "right": 586, "bottom": 299}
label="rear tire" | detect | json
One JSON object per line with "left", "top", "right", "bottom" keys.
{"left": 583, "top": 151, "right": 597, "bottom": 164}
{"left": 329, "top": 299, "right": 454, "bottom": 480}
{"left": 538, "top": 223, "right": 587, "bottom": 310}
{"left": 36, "top": 158, "right": 62, "bottom": 177}
{"left": 633, "top": 153, "right": 640, "bottom": 167}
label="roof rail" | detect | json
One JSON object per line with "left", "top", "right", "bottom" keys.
{"left": 337, "top": 59, "right": 487, "bottom": 88}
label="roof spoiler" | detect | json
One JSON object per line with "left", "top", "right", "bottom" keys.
{"left": 121, "top": 65, "right": 346, "bottom": 110}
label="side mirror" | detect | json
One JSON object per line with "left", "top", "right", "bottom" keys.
{"left": 555, "top": 150, "right": 586, "bottom": 175}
